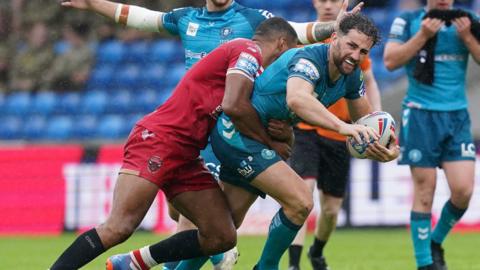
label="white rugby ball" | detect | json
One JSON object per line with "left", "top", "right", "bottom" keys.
{"left": 346, "top": 111, "right": 396, "bottom": 159}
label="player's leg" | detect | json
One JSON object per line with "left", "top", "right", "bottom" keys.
{"left": 410, "top": 166, "right": 437, "bottom": 269}
{"left": 50, "top": 173, "right": 158, "bottom": 270}
{"left": 251, "top": 161, "right": 313, "bottom": 270}
{"left": 430, "top": 110, "right": 476, "bottom": 270}
{"left": 287, "top": 129, "right": 319, "bottom": 270}
{"left": 308, "top": 136, "right": 350, "bottom": 270}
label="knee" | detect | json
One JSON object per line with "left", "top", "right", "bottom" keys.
{"left": 451, "top": 186, "right": 473, "bottom": 208}
{"left": 286, "top": 195, "right": 314, "bottom": 223}
{"left": 200, "top": 225, "right": 237, "bottom": 254}
{"left": 321, "top": 204, "right": 341, "bottom": 220}
{"left": 99, "top": 221, "right": 136, "bottom": 246}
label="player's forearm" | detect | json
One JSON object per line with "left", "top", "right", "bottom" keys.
{"left": 462, "top": 34, "right": 480, "bottom": 64}
{"left": 289, "top": 21, "right": 335, "bottom": 44}
{"left": 364, "top": 70, "right": 382, "bottom": 111}
{"left": 113, "top": 4, "right": 163, "bottom": 32}
{"left": 85, "top": 0, "right": 118, "bottom": 20}
{"left": 224, "top": 102, "right": 273, "bottom": 147}
{"left": 384, "top": 32, "right": 429, "bottom": 70}
{"left": 288, "top": 93, "right": 343, "bottom": 133}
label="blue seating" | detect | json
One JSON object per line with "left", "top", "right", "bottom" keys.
{"left": 140, "top": 64, "right": 167, "bottom": 89}
{"left": 46, "top": 116, "right": 73, "bottom": 140}
{"left": 23, "top": 115, "right": 47, "bottom": 140}
{"left": 5, "top": 92, "right": 31, "bottom": 116}
{"left": 87, "top": 64, "right": 115, "bottom": 89}
{"left": 107, "top": 89, "right": 134, "bottom": 114}
{"left": 31, "top": 91, "right": 57, "bottom": 115}
{"left": 96, "top": 40, "right": 125, "bottom": 64}
{"left": 114, "top": 64, "right": 141, "bottom": 89}
{"left": 56, "top": 92, "right": 82, "bottom": 114}
{"left": 124, "top": 41, "right": 150, "bottom": 63}
{"left": 0, "top": 116, "right": 22, "bottom": 139}
{"left": 150, "top": 40, "right": 180, "bottom": 63}
{"left": 165, "top": 64, "right": 186, "bottom": 87}
{"left": 81, "top": 90, "right": 107, "bottom": 115}
{"left": 97, "top": 114, "right": 127, "bottom": 139}
{"left": 72, "top": 115, "right": 98, "bottom": 139}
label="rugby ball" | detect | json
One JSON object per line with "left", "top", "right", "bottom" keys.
{"left": 346, "top": 111, "right": 396, "bottom": 159}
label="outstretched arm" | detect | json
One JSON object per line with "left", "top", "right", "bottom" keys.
{"left": 61, "top": 0, "right": 164, "bottom": 32}
{"left": 289, "top": 0, "right": 364, "bottom": 44}
{"left": 286, "top": 77, "right": 377, "bottom": 144}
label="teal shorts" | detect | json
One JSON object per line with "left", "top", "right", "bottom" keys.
{"left": 210, "top": 126, "right": 282, "bottom": 198}
{"left": 398, "top": 107, "right": 476, "bottom": 167}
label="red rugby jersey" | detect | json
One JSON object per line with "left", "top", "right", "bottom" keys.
{"left": 137, "top": 38, "right": 262, "bottom": 155}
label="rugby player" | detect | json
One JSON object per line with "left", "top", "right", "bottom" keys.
{"left": 49, "top": 17, "right": 298, "bottom": 270}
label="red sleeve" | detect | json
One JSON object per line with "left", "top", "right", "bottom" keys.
{"left": 225, "top": 39, "right": 263, "bottom": 81}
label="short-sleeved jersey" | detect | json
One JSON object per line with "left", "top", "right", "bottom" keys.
{"left": 216, "top": 43, "right": 365, "bottom": 149}
{"left": 137, "top": 38, "right": 262, "bottom": 157}
{"left": 388, "top": 8, "right": 479, "bottom": 111}
{"left": 163, "top": 1, "right": 273, "bottom": 69}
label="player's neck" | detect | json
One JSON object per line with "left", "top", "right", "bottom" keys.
{"left": 206, "top": 1, "right": 233, "bottom": 12}
{"left": 327, "top": 50, "right": 341, "bottom": 82}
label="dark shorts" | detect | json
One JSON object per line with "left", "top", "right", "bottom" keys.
{"left": 398, "top": 108, "right": 476, "bottom": 167}
{"left": 210, "top": 126, "right": 282, "bottom": 198}
{"left": 121, "top": 125, "right": 219, "bottom": 201}
{"left": 289, "top": 129, "right": 350, "bottom": 198}
{"left": 200, "top": 142, "right": 221, "bottom": 181}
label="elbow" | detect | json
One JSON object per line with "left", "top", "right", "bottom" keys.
{"left": 286, "top": 95, "right": 303, "bottom": 112}
{"left": 222, "top": 103, "right": 243, "bottom": 119}
{"left": 383, "top": 55, "right": 399, "bottom": 71}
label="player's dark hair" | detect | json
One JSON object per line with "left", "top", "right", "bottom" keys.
{"left": 254, "top": 17, "right": 298, "bottom": 46}
{"left": 338, "top": 13, "right": 381, "bottom": 46}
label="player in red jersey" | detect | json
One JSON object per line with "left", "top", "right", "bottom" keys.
{"left": 50, "top": 18, "right": 298, "bottom": 270}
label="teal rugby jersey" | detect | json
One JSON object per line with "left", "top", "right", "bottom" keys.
{"left": 216, "top": 43, "right": 365, "bottom": 149}
{"left": 162, "top": 1, "right": 273, "bottom": 69}
{"left": 388, "top": 9, "right": 479, "bottom": 111}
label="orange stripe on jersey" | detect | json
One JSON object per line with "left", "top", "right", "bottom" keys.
{"left": 119, "top": 5, "right": 130, "bottom": 26}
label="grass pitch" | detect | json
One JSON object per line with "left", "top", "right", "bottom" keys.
{"left": 1, "top": 229, "right": 479, "bottom": 270}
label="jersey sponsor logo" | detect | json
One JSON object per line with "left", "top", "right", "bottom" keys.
{"left": 235, "top": 52, "right": 260, "bottom": 78}
{"left": 238, "top": 159, "right": 255, "bottom": 177}
{"left": 147, "top": 156, "right": 162, "bottom": 173}
{"left": 186, "top": 22, "right": 199, "bottom": 36}
{"left": 258, "top": 9, "right": 274, "bottom": 19}
{"left": 461, "top": 143, "right": 476, "bottom": 158}
{"left": 390, "top": 17, "right": 406, "bottom": 37}
{"left": 185, "top": 49, "right": 208, "bottom": 60}
{"left": 221, "top": 118, "right": 236, "bottom": 139}
{"left": 261, "top": 149, "right": 276, "bottom": 160}
{"left": 434, "top": 54, "right": 467, "bottom": 62}
{"left": 292, "top": 58, "right": 320, "bottom": 81}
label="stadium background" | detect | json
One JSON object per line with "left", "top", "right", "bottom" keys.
{"left": 0, "top": 0, "right": 479, "bottom": 268}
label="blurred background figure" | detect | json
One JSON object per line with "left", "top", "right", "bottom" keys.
{"left": 9, "top": 21, "right": 53, "bottom": 92}
{"left": 40, "top": 22, "right": 94, "bottom": 92}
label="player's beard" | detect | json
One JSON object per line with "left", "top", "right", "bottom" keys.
{"left": 209, "top": 0, "right": 232, "bottom": 8}
{"left": 332, "top": 45, "right": 358, "bottom": 75}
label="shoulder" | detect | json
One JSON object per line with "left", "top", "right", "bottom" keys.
{"left": 166, "top": 6, "right": 199, "bottom": 21}
{"left": 233, "top": 3, "right": 274, "bottom": 25}
{"left": 290, "top": 44, "right": 327, "bottom": 67}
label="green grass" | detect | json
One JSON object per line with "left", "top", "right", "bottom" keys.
{"left": 1, "top": 229, "right": 479, "bottom": 269}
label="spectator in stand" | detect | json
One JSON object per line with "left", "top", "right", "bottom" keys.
{"left": 9, "top": 21, "right": 54, "bottom": 92}
{"left": 41, "top": 22, "right": 94, "bottom": 92}
{"left": 0, "top": 6, "right": 12, "bottom": 92}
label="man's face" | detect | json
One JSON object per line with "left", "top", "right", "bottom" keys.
{"left": 427, "top": 0, "right": 454, "bottom": 10}
{"left": 312, "top": 0, "right": 343, "bottom": 22}
{"left": 332, "top": 29, "right": 373, "bottom": 75}
{"left": 208, "top": 0, "right": 233, "bottom": 8}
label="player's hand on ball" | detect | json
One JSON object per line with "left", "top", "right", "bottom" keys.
{"left": 267, "top": 119, "right": 293, "bottom": 143}
{"left": 339, "top": 123, "right": 378, "bottom": 145}
{"left": 365, "top": 133, "right": 400, "bottom": 162}
{"left": 61, "top": 0, "right": 95, "bottom": 10}
{"left": 269, "top": 140, "right": 292, "bottom": 161}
